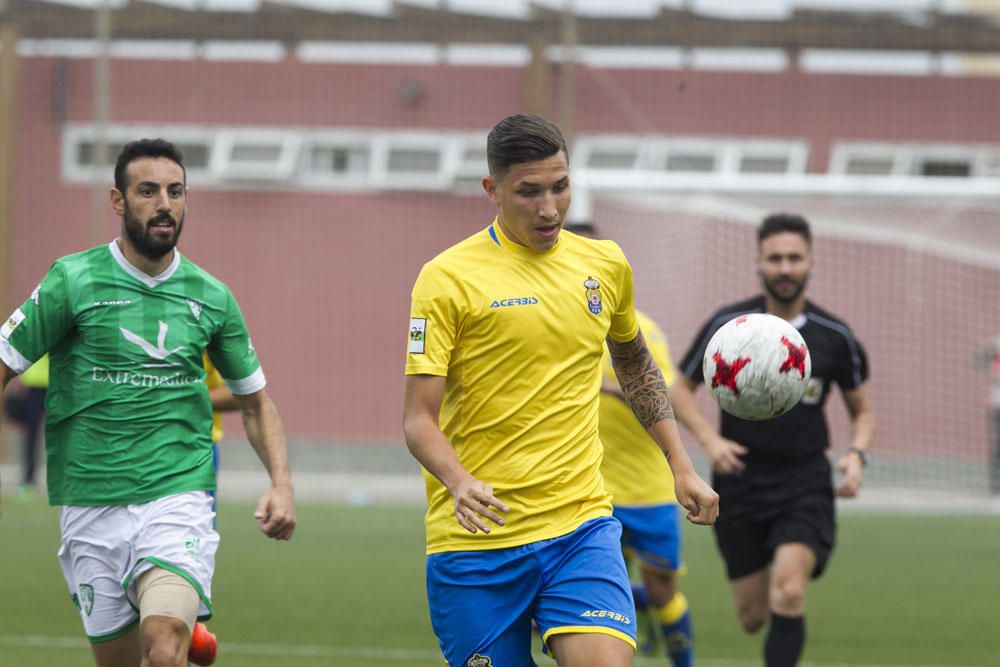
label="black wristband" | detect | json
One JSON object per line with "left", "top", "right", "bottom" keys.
{"left": 848, "top": 447, "right": 869, "bottom": 467}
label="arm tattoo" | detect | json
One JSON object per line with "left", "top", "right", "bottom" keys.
{"left": 607, "top": 330, "right": 675, "bottom": 433}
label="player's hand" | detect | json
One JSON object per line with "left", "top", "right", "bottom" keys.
{"left": 450, "top": 477, "right": 508, "bottom": 534}
{"left": 835, "top": 452, "right": 863, "bottom": 498}
{"left": 704, "top": 434, "right": 748, "bottom": 475}
{"left": 674, "top": 470, "right": 719, "bottom": 526}
{"left": 254, "top": 484, "right": 296, "bottom": 540}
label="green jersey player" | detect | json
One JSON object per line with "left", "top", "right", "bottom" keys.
{"left": 0, "top": 139, "right": 296, "bottom": 667}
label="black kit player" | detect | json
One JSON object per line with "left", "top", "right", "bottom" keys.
{"left": 676, "top": 214, "right": 875, "bottom": 667}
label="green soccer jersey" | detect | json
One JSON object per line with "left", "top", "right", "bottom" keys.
{"left": 0, "top": 241, "right": 264, "bottom": 506}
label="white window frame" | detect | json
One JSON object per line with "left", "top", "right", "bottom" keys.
{"left": 62, "top": 124, "right": 215, "bottom": 185}
{"left": 830, "top": 141, "right": 989, "bottom": 178}
{"left": 299, "top": 130, "right": 376, "bottom": 189}
{"left": 214, "top": 130, "right": 301, "bottom": 182}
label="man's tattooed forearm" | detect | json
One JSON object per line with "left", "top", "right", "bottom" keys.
{"left": 607, "top": 330, "right": 675, "bottom": 430}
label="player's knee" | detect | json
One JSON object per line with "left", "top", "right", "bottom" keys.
{"left": 136, "top": 567, "right": 200, "bottom": 632}
{"left": 644, "top": 574, "right": 677, "bottom": 608}
{"left": 141, "top": 616, "right": 189, "bottom": 667}
{"left": 144, "top": 638, "right": 185, "bottom": 667}
{"left": 770, "top": 577, "right": 808, "bottom": 615}
{"left": 735, "top": 601, "right": 767, "bottom": 634}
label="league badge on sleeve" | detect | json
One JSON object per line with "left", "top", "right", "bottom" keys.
{"left": 409, "top": 318, "right": 427, "bottom": 354}
{"left": 1, "top": 308, "right": 25, "bottom": 340}
{"left": 583, "top": 276, "right": 603, "bottom": 315}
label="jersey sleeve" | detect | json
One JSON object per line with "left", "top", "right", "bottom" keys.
{"left": 0, "top": 264, "right": 74, "bottom": 374}
{"left": 207, "top": 289, "right": 265, "bottom": 395}
{"left": 607, "top": 244, "right": 639, "bottom": 344}
{"left": 405, "top": 262, "right": 459, "bottom": 377}
{"left": 832, "top": 328, "right": 869, "bottom": 391}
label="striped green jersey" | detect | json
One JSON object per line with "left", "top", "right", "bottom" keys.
{"left": 0, "top": 241, "right": 264, "bottom": 506}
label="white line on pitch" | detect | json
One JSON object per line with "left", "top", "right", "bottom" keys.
{"left": 0, "top": 634, "right": 983, "bottom": 667}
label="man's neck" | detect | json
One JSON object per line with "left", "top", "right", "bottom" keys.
{"left": 116, "top": 238, "right": 174, "bottom": 278}
{"left": 764, "top": 293, "right": 806, "bottom": 321}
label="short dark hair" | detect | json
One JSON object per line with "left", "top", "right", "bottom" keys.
{"left": 758, "top": 213, "right": 811, "bottom": 246}
{"left": 487, "top": 113, "right": 568, "bottom": 179}
{"left": 114, "top": 138, "right": 185, "bottom": 192}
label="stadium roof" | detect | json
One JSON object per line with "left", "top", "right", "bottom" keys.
{"left": 2, "top": 0, "right": 1000, "bottom": 52}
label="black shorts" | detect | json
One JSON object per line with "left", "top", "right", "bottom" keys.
{"left": 712, "top": 455, "right": 836, "bottom": 581}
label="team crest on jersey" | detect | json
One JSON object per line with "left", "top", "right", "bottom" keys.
{"left": 78, "top": 584, "right": 95, "bottom": 616}
{"left": 467, "top": 654, "right": 493, "bottom": 667}
{"left": 409, "top": 318, "right": 426, "bottom": 354}
{"left": 801, "top": 377, "right": 823, "bottom": 405}
{"left": 583, "top": 276, "right": 602, "bottom": 315}
{"left": 187, "top": 299, "right": 204, "bottom": 321}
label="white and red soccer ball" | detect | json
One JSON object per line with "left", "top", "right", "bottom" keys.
{"left": 702, "top": 313, "right": 812, "bottom": 421}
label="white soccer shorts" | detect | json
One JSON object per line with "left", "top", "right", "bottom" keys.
{"left": 57, "top": 491, "right": 219, "bottom": 642}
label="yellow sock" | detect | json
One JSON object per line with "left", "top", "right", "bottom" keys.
{"left": 653, "top": 591, "right": 689, "bottom": 625}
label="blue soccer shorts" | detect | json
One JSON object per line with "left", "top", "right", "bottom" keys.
{"left": 426, "top": 516, "right": 637, "bottom": 666}
{"left": 613, "top": 503, "right": 684, "bottom": 575}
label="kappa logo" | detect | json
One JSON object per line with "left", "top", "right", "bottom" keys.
{"left": 187, "top": 299, "right": 204, "bottom": 321}
{"left": 467, "top": 654, "right": 493, "bottom": 667}
{"left": 30, "top": 283, "right": 41, "bottom": 306}
{"left": 120, "top": 321, "right": 184, "bottom": 367}
{"left": 78, "top": 583, "right": 95, "bottom": 617}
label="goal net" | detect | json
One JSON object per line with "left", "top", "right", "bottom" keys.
{"left": 589, "top": 191, "right": 1000, "bottom": 502}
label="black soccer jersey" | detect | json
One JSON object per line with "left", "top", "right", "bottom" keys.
{"left": 679, "top": 296, "right": 869, "bottom": 462}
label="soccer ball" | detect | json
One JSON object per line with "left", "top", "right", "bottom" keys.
{"left": 702, "top": 313, "right": 812, "bottom": 421}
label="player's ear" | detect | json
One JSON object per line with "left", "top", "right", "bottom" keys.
{"left": 109, "top": 187, "right": 125, "bottom": 216}
{"left": 482, "top": 175, "right": 499, "bottom": 204}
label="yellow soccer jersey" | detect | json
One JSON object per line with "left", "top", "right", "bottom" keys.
{"left": 599, "top": 310, "right": 677, "bottom": 507}
{"left": 406, "top": 219, "right": 639, "bottom": 554}
{"left": 204, "top": 352, "right": 225, "bottom": 443}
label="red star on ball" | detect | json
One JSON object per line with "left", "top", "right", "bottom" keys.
{"left": 779, "top": 336, "right": 807, "bottom": 378}
{"left": 711, "top": 352, "right": 751, "bottom": 397}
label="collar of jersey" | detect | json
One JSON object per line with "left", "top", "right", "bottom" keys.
{"left": 490, "top": 218, "right": 564, "bottom": 259}
{"left": 108, "top": 239, "right": 182, "bottom": 288}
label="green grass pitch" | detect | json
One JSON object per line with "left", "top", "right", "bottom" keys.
{"left": 0, "top": 500, "right": 996, "bottom": 666}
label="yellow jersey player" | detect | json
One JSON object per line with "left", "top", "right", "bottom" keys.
{"left": 599, "top": 309, "right": 694, "bottom": 667}
{"left": 403, "top": 113, "right": 718, "bottom": 667}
